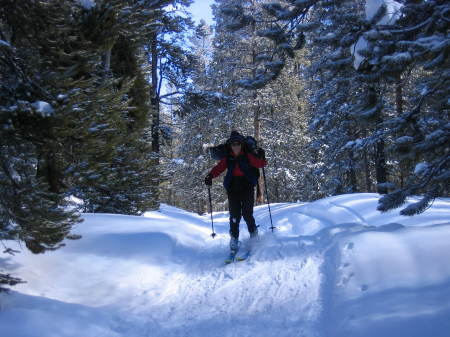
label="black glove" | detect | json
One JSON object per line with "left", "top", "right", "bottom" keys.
{"left": 204, "top": 174, "right": 213, "bottom": 186}
{"left": 254, "top": 148, "right": 266, "bottom": 160}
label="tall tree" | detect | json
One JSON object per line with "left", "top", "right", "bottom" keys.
{"left": 0, "top": 0, "right": 179, "bottom": 286}
{"left": 223, "top": 0, "right": 449, "bottom": 214}
{"left": 164, "top": 0, "right": 313, "bottom": 212}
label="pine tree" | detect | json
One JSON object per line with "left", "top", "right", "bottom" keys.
{"left": 0, "top": 0, "right": 177, "bottom": 286}
{"left": 371, "top": 0, "right": 450, "bottom": 214}
{"left": 72, "top": 0, "right": 163, "bottom": 213}
{"left": 225, "top": 0, "right": 449, "bottom": 214}
{"left": 164, "top": 0, "right": 314, "bottom": 212}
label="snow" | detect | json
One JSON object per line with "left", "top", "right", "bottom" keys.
{"left": 171, "top": 158, "right": 185, "bottom": 165}
{"left": 351, "top": 36, "right": 368, "bottom": 70}
{"left": 425, "top": 129, "right": 445, "bottom": 142}
{"left": 365, "top": 0, "right": 402, "bottom": 25}
{"left": 57, "top": 94, "right": 68, "bottom": 101}
{"left": 381, "top": 51, "right": 412, "bottom": 64}
{"left": 0, "top": 39, "right": 11, "bottom": 48}
{"left": 31, "top": 101, "right": 54, "bottom": 117}
{"left": 414, "top": 162, "right": 428, "bottom": 175}
{"left": 78, "top": 0, "right": 96, "bottom": 9}
{"left": 1, "top": 193, "right": 450, "bottom": 337}
{"left": 395, "top": 135, "right": 413, "bottom": 144}
{"left": 351, "top": 0, "right": 403, "bottom": 69}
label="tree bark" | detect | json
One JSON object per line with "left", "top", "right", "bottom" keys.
{"left": 148, "top": 31, "right": 160, "bottom": 208}
{"left": 363, "top": 148, "right": 372, "bottom": 191}
{"left": 254, "top": 101, "right": 264, "bottom": 204}
{"left": 347, "top": 151, "right": 358, "bottom": 192}
{"left": 375, "top": 139, "right": 388, "bottom": 194}
{"left": 150, "top": 31, "right": 160, "bottom": 154}
{"left": 396, "top": 75, "right": 406, "bottom": 188}
{"left": 103, "top": 49, "right": 111, "bottom": 75}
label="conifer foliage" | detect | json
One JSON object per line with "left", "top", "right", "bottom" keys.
{"left": 221, "top": 0, "right": 449, "bottom": 214}
{"left": 164, "top": 0, "right": 313, "bottom": 212}
{"left": 0, "top": 0, "right": 182, "bottom": 286}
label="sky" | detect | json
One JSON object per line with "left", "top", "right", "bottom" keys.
{"left": 189, "top": 0, "right": 215, "bottom": 25}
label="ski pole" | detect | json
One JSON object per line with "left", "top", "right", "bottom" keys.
{"left": 262, "top": 166, "right": 275, "bottom": 232}
{"left": 207, "top": 186, "right": 217, "bottom": 238}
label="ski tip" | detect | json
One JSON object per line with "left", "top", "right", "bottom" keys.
{"left": 235, "top": 251, "right": 251, "bottom": 261}
{"left": 224, "top": 254, "right": 236, "bottom": 264}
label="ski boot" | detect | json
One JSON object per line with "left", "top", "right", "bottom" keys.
{"left": 225, "top": 238, "right": 240, "bottom": 264}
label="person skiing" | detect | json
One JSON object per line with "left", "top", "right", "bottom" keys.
{"left": 204, "top": 131, "right": 267, "bottom": 257}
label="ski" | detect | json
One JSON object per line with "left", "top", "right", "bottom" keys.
{"left": 224, "top": 250, "right": 251, "bottom": 264}
{"left": 235, "top": 250, "right": 251, "bottom": 262}
{"left": 224, "top": 252, "right": 237, "bottom": 264}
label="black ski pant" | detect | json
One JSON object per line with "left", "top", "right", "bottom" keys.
{"left": 227, "top": 177, "right": 257, "bottom": 240}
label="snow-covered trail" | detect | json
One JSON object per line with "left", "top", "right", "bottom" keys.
{"left": 1, "top": 193, "right": 450, "bottom": 337}
{"left": 112, "top": 233, "right": 324, "bottom": 337}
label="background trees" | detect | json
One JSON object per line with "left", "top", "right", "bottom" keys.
{"left": 162, "top": 0, "right": 314, "bottom": 211}
{"left": 0, "top": 0, "right": 191, "bottom": 286}
{"left": 203, "top": 0, "right": 449, "bottom": 215}
{"left": 1, "top": 0, "right": 448, "bottom": 287}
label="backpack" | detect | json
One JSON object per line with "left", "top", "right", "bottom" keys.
{"left": 209, "top": 136, "right": 263, "bottom": 197}
{"left": 209, "top": 136, "right": 260, "bottom": 160}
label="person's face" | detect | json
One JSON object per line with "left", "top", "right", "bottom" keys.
{"left": 231, "top": 142, "right": 241, "bottom": 155}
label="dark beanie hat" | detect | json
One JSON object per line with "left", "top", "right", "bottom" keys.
{"left": 227, "top": 130, "right": 244, "bottom": 144}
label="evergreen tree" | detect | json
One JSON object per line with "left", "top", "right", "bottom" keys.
{"left": 0, "top": 0, "right": 88, "bottom": 287}
{"left": 224, "top": 0, "right": 449, "bottom": 214}
{"left": 369, "top": 0, "right": 450, "bottom": 214}
{"left": 142, "top": 0, "right": 195, "bottom": 207}
{"left": 72, "top": 0, "right": 162, "bottom": 213}
{"left": 164, "top": 0, "right": 313, "bottom": 212}
{"left": 0, "top": 0, "right": 179, "bottom": 286}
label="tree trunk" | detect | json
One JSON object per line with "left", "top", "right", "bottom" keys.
{"left": 360, "top": 129, "right": 372, "bottom": 191}
{"left": 150, "top": 32, "right": 160, "bottom": 154}
{"left": 395, "top": 75, "right": 403, "bottom": 116}
{"left": 253, "top": 92, "right": 265, "bottom": 203}
{"left": 396, "top": 75, "right": 406, "bottom": 188}
{"left": 363, "top": 148, "right": 372, "bottom": 191}
{"left": 37, "top": 149, "right": 62, "bottom": 194}
{"left": 149, "top": 31, "right": 160, "bottom": 208}
{"left": 347, "top": 151, "right": 358, "bottom": 193}
{"left": 375, "top": 140, "right": 388, "bottom": 194}
{"left": 103, "top": 49, "right": 111, "bottom": 75}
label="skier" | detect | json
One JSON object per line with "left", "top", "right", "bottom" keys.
{"left": 204, "top": 131, "right": 267, "bottom": 258}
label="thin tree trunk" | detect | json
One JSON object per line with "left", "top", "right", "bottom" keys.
{"left": 150, "top": 32, "right": 160, "bottom": 154}
{"left": 149, "top": 31, "right": 160, "bottom": 208}
{"left": 396, "top": 75, "right": 403, "bottom": 116}
{"left": 103, "top": 49, "right": 111, "bottom": 75}
{"left": 347, "top": 151, "right": 358, "bottom": 192}
{"left": 396, "top": 75, "right": 406, "bottom": 188}
{"left": 375, "top": 139, "right": 388, "bottom": 194}
{"left": 360, "top": 129, "right": 372, "bottom": 191}
{"left": 368, "top": 85, "right": 388, "bottom": 194}
{"left": 254, "top": 102, "right": 264, "bottom": 204}
{"left": 363, "top": 148, "right": 372, "bottom": 191}
{"left": 251, "top": 12, "right": 264, "bottom": 204}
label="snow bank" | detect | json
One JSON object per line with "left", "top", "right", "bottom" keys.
{"left": 1, "top": 193, "right": 449, "bottom": 337}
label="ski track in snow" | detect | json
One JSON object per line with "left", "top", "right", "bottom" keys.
{"left": 2, "top": 194, "right": 450, "bottom": 337}
{"left": 112, "top": 232, "right": 324, "bottom": 337}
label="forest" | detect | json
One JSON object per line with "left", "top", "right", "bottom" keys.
{"left": 0, "top": 0, "right": 448, "bottom": 286}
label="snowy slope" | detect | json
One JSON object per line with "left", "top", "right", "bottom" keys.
{"left": 1, "top": 193, "right": 450, "bottom": 337}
